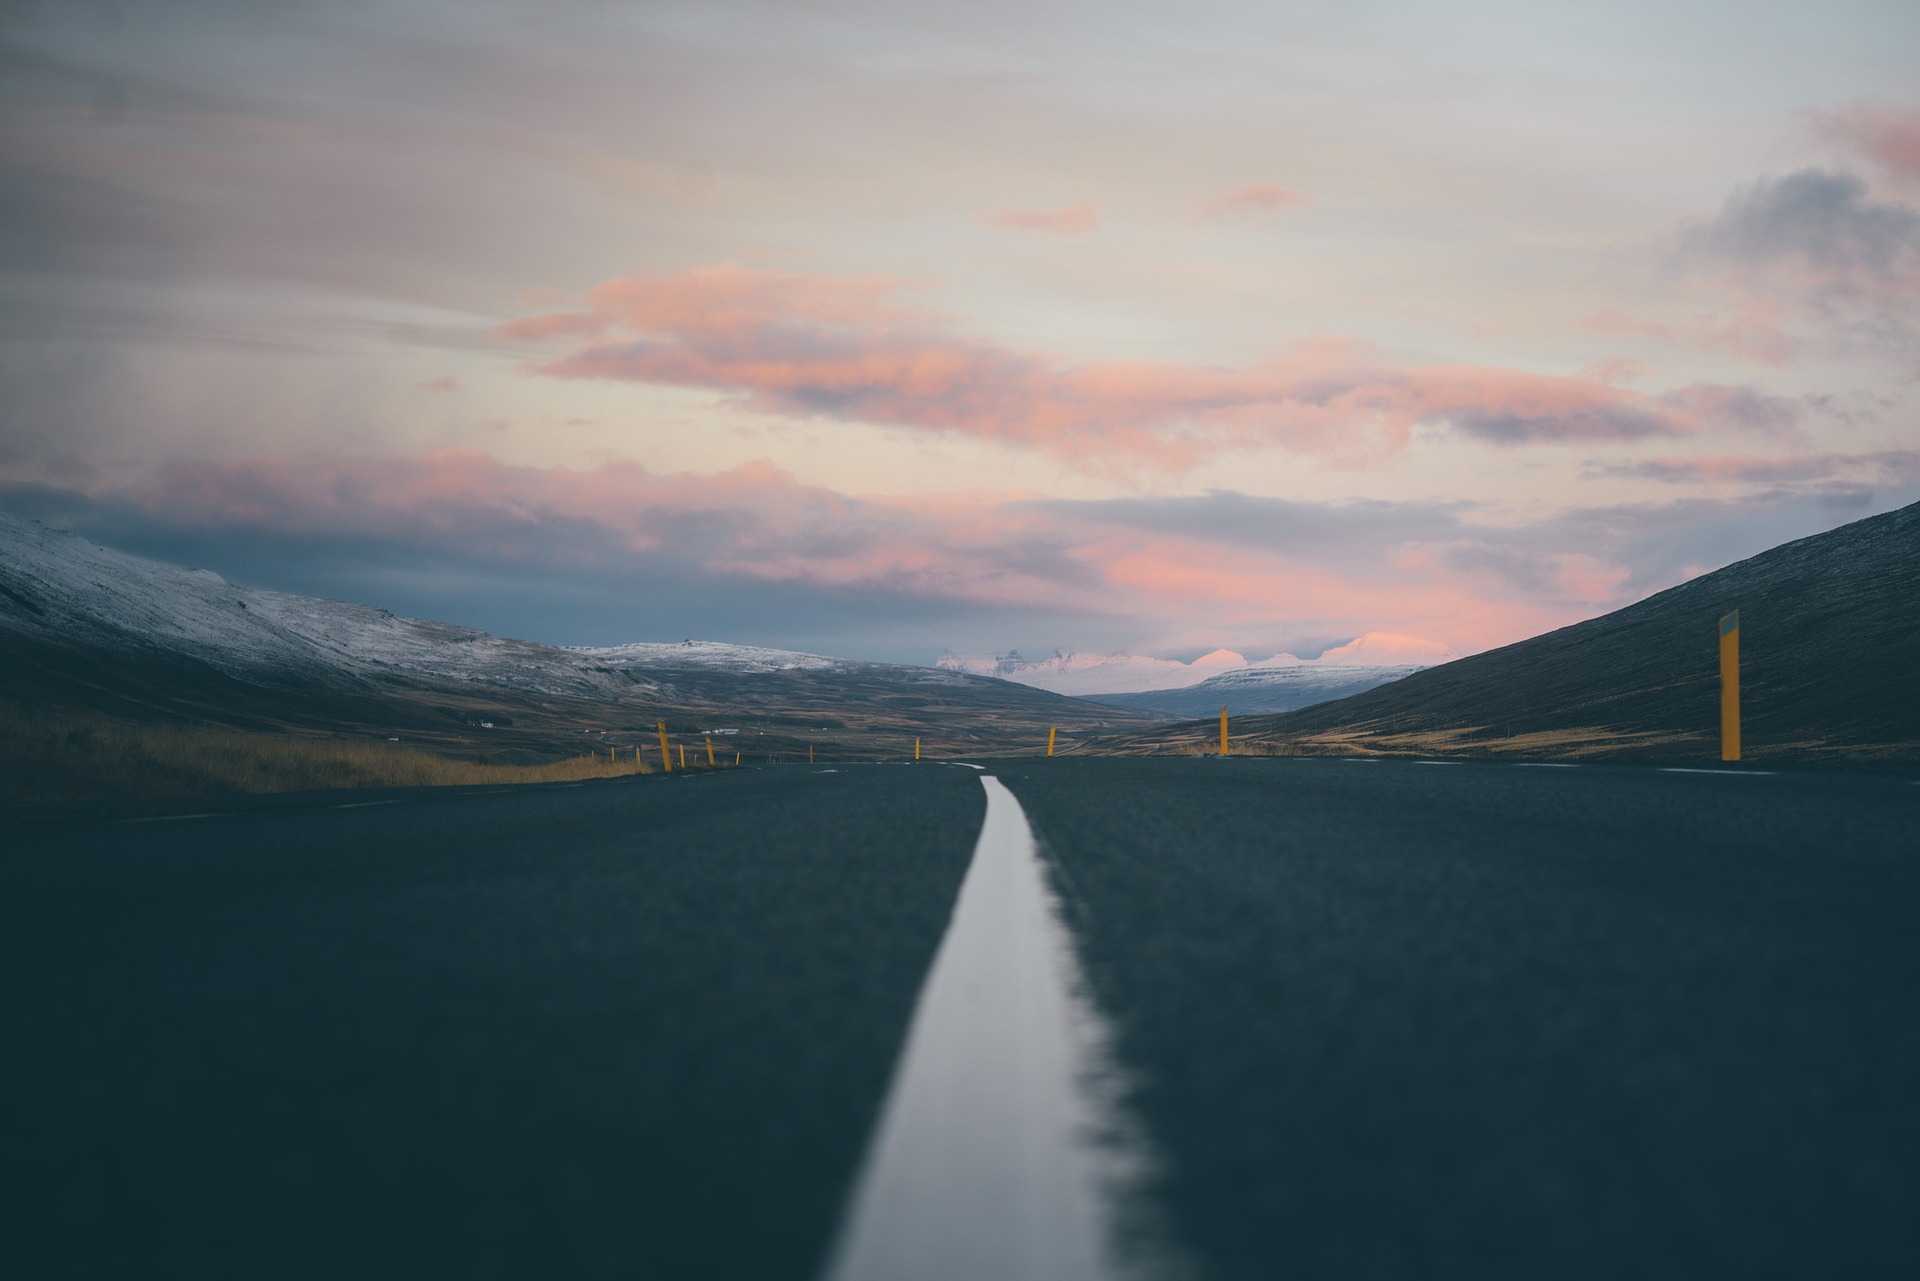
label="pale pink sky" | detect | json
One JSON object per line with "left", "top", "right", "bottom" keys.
{"left": 1, "top": 1, "right": 1916, "bottom": 661}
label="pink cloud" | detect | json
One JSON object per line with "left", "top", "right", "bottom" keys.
{"left": 502, "top": 265, "right": 1783, "bottom": 469}
{"left": 981, "top": 201, "right": 1099, "bottom": 234}
{"left": 1197, "top": 183, "right": 1311, "bottom": 219}
{"left": 1816, "top": 103, "right": 1920, "bottom": 185}
{"left": 420, "top": 376, "right": 460, "bottom": 392}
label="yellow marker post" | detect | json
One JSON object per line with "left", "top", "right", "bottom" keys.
{"left": 915, "top": 738, "right": 921, "bottom": 761}
{"left": 735, "top": 751, "right": 740, "bottom": 766}
{"left": 678, "top": 744, "right": 686, "bottom": 770}
{"left": 657, "top": 721, "right": 672, "bottom": 772}
{"left": 706, "top": 737, "right": 715, "bottom": 766}
{"left": 809, "top": 745, "right": 814, "bottom": 764}
{"left": 1220, "top": 705, "right": 1229, "bottom": 756}
{"left": 1720, "top": 609, "right": 1741, "bottom": 762}
{"left": 1048, "top": 726, "right": 1056, "bottom": 757}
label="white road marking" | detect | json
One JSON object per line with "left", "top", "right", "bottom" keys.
{"left": 120, "top": 812, "right": 228, "bottom": 823}
{"left": 824, "top": 776, "right": 1146, "bottom": 1281}
{"left": 334, "top": 799, "right": 404, "bottom": 809}
{"left": 949, "top": 762, "right": 986, "bottom": 770}
{"left": 1660, "top": 768, "right": 1775, "bottom": 776}
{"left": 1415, "top": 760, "right": 1463, "bottom": 766}
{"left": 1515, "top": 763, "right": 1581, "bottom": 769}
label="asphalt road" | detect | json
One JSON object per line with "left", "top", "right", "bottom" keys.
{"left": 999, "top": 757, "right": 1920, "bottom": 1281}
{"left": 5, "top": 757, "right": 1918, "bottom": 1280}
{"left": 2, "top": 765, "right": 983, "bottom": 1281}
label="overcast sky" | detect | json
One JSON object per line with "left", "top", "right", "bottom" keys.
{"left": 3, "top": 0, "right": 1916, "bottom": 661}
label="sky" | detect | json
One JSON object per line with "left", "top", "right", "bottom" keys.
{"left": 2, "top": 0, "right": 1916, "bottom": 663}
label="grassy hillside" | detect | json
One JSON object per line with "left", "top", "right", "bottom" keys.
{"left": 1098, "top": 500, "right": 1920, "bottom": 763}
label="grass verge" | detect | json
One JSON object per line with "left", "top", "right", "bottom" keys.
{"left": 0, "top": 703, "right": 675, "bottom": 803}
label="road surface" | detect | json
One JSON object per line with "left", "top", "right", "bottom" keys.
{"left": 5, "top": 757, "right": 1917, "bottom": 1279}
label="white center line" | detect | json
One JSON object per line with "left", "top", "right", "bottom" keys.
{"left": 824, "top": 775, "right": 1143, "bottom": 1281}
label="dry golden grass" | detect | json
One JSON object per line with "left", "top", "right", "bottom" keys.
{"left": 0, "top": 703, "right": 685, "bottom": 803}
{"left": 1100, "top": 722, "right": 1711, "bottom": 761}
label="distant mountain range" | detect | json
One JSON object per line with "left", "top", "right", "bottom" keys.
{"left": 1088, "top": 663, "right": 1432, "bottom": 718}
{"left": 0, "top": 513, "right": 1158, "bottom": 759}
{"left": 936, "top": 632, "right": 1459, "bottom": 704}
{"left": 1101, "top": 499, "right": 1920, "bottom": 763}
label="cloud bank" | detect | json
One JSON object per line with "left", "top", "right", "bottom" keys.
{"left": 11, "top": 447, "right": 1906, "bottom": 665}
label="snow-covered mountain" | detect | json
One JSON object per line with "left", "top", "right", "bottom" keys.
{"left": 936, "top": 632, "right": 1458, "bottom": 699}
{"left": 0, "top": 511, "right": 866, "bottom": 701}
{"left": 0, "top": 512, "right": 1163, "bottom": 756}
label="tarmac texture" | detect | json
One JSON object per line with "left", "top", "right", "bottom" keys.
{"left": 5, "top": 757, "right": 1917, "bottom": 1279}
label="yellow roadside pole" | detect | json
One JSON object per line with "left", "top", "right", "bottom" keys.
{"left": 735, "top": 751, "right": 740, "bottom": 766}
{"left": 679, "top": 744, "right": 687, "bottom": 770}
{"left": 915, "top": 738, "right": 921, "bottom": 761}
{"left": 809, "top": 744, "right": 814, "bottom": 764}
{"left": 657, "top": 721, "right": 672, "bottom": 772}
{"left": 706, "top": 737, "right": 715, "bottom": 766}
{"left": 1220, "top": 705, "right": 1229, "bottom": 756}
{"left": 1048, "top": 726, "right": 1056, "bottom": 757}
{"left": 1720, "top": 609, "right": 1741, "bottom": 761}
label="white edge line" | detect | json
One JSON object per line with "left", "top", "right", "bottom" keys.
{"left": 1660, "top": 768, "right": 1775, "bottom": 776}
{"left": 823, "top": 775, "right": 1144, "bottom": 1281}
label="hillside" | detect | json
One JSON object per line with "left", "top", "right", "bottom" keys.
{"left": 0, "top": 513, "right": 1159, "bottom": 761}
{"left": 1099, "top": 500, "right": 1920, "bottom": 762}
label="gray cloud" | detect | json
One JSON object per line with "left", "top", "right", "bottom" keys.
{"left": 1683, "top": 168, "right": 1920, "bottom": 293}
